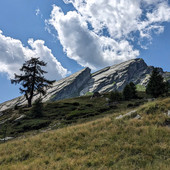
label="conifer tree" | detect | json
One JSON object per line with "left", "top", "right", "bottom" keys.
{"left": 129, "top": 82, "right": 137, "bottom": 99}
{"left": 123, "top": 82, "right": 137, "bottom": 100}
{"left": 146, "top": 68, "right": 166, "bottom": 98}
{"left": 109, "top": 90, "right": 122, "bottom": 102}
{"left": 11, "top": 58, "right": 55, "bottom": 107}
{"left": 123, "top": 84, "right": 132, "bottom": 100}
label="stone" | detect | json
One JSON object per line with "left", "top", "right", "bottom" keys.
{"left": 115, "top": 115, "right": 123, "bottom": 120}
{"left": 0, "top": 117, "right": 13, "bottom": 125}
{"left": 105, "top": 98, "right": 109, "bottom": 102}
{"left": 14, "top": 115, "right": 26, "bottom": 122}
{"left": 168, "top": 110, "right": 170, "bottom": 117}
{"left": 0, "top": 137, "right": 13, "bottom": 141}
{"left": 115, "top": 110, "right": 137, "bottom": 120}
{"left": 134, "top": 115, "right": 141, "bottom": 120}
{"left": 163, "top": 111, "right": 170, "bottom": 117}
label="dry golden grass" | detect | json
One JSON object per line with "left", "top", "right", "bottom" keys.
{"left": 0, "top": 97, "right": 170, "bottom": 170}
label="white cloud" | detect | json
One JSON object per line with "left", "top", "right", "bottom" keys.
{"left": 48, "top": 0, "right": 170, "bottom": 70}
{"left": 35, "top": 8, "right": 40, "bottom": 16}
{"left": 49, "top": 5, "right": 139, "bottom": 69}
{"left": 35, "top": 8, "right": 43, "bottom": 18}
{"left": 0, "top": 30, "right": 68, "bottom": 80}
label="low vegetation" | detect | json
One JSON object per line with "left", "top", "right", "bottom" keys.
{"left": 0, "top": 93, "right": 147, "bottom": 139}
{"left": 0, "top": 97, "right": 170, "bottom": 169}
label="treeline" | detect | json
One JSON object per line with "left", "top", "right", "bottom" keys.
{"left": 109, "top": 68, "right": 170, "bottom": 102}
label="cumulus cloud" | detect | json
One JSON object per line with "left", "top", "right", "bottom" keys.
{"left": 48, "top": 0, "right": 170, "bottom": 70}
{"left": 0, "top": 30, "right": 68, "bottom": 80}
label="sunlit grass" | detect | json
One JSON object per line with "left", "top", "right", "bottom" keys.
{"left": 0, "top": 97, "right": 170, "bottom": 169}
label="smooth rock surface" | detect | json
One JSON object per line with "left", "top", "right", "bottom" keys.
{"left": 80, "top": 58, "right": 154, "bottom": 95}
{"left": 134, "top": 115, "right": 141, "bottom": 120}
{"left": 115, "top": 110, "right": 137, "bottom": 120}
{"left": 14, "top": 115, "right": 26, "bottom": 122}
{"left": 0, "top": 137, "right": 14, "bottom": 141}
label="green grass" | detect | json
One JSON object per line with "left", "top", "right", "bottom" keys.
{"left": 136, "top": 84, "right": 146, "bottom": 92}
{"left": 85, "top": 92, "right": 94, "bottom": 96}
{"left": 0, "top": 97, "right": 170, "bottom": 169}
{"left": 0, "top": 94, "right": 147, "bottom": 139}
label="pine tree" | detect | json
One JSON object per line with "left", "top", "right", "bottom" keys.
{"left": 123, "top": 84, "right": 132, "bottom": 100}
{"left": 123, "top": 82, "right": 137, "bottom": 100}
{"left": 146, "top": 68, "right": 166, "bottom": 98}
{"left": 129, "top": 82, "right": 137, "bottom": 99}
{"left": 11, "top": 58, "right": 55, "bottom": 107}
{"left": 109, "top": 90, "right": 122, "bottom": 102}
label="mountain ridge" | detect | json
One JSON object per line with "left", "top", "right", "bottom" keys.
{"left": 0, "top": 58, "right": 169, "bottom": 111}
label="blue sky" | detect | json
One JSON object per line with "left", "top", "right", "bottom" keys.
{"left": 0, "top": 0, "right": 170, "bottom": 103}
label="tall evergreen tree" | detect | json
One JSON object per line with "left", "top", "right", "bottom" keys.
{"left": 123, "top": 84, "right": 132, "bottom": 100}
{"left": 11, "top": 58, "right": 55, "bottom": 107}
{"left": 109, "top": 90, "right": 122, "bottom": 102}
{"left": 146, "top": 68, "right": 166, "bottom": 98}
{"left": 129, "top": 82, "right": 137, "bottom": 99}
{"left": 123, "top": 82, "right": 137, "bottom": 100}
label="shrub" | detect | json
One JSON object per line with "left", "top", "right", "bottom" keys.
{"left": 72, "top": 102, "right": 80, "bottom": 106}
{"left": 127, "top": 103, "right": 134, "bottom": 108}
{"left": 109, "top": 90, "right": 122, "bottom": 102}
{"left": 30, "top": 98, "right": 43, "bottom": 118}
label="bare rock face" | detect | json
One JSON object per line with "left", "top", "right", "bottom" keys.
{"left": 43, "top": 67, "right": 91, "bottom": 101}
{"left": 80, "top": 58, "right": 154, "bottom": 95}
{"left": 0, "top": 58, "right": 169, "bottom": 111}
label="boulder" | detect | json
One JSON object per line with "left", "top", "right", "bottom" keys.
{"left": 14, "top": 115, "right": 26, "bottom": 122}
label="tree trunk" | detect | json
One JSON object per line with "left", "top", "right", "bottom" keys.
{"left": 28, "top": 98, "right": 32, "bottom": 107}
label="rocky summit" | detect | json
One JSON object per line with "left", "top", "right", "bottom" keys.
{"left": 0, "top": 58, "right": 169, "bottom": 111}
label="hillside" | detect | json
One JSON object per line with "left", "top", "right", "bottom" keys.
{"left": 0, "top": 92, "right": 147, "bottom": 140}
{"left": 1, "top": 58, "right": 170, "bottom": 112}
{"left": 0, "top": 97, "right": 170, "bottom": 169}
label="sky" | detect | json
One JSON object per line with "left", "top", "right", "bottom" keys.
{"left": 0, "top": 0, "right": 170, "bottom": 103}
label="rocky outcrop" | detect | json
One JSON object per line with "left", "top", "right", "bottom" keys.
{"left": 80, "top": 58, "right": 154, "bottom": 95}
{"left": 43, "top": 67, "right": 91, "bottom": 101}
{"left": 0, "top": 58, "right": 169, "bottom": 111}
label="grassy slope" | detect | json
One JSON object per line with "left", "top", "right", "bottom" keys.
{"left": 0, "top": 97, "right": 170, "bottom": 169}
{"left": 0, "top": 93, "right": 146, "bottom": 139}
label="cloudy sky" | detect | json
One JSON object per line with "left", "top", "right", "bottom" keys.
{"left": 0, "top": 0, "right": 170, "bottom": 103}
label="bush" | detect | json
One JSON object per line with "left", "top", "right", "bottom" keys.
{"left": 127, "top": 103, "right": 134, "bottom": 108}
{"left": 109, "top": 90, "right": 122, "bottom": 102}
{"left": 12, "top": 119, "right": 51, "bottom": 132}
{"left": 72, "top": 102, "right": 80, "bottom": 106}
{"left": 30, "top": 98, "right": 43, "bottom": 118}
